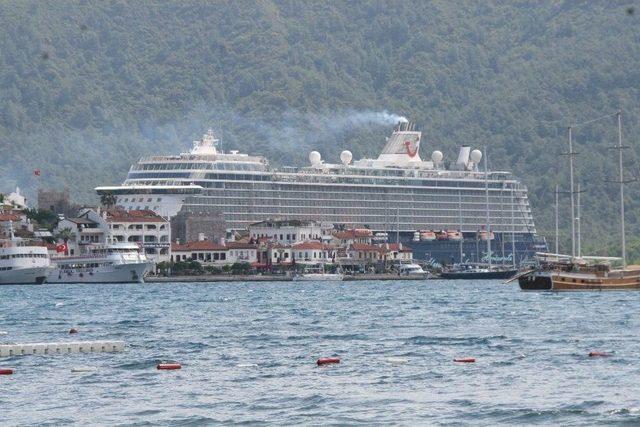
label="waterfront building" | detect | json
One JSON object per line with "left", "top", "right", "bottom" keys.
{"left": 384, "top": 243, "right": 413, "bottom": 263}
{"left": 331, "top": 228, "right": 374, "bottom": 246}
{"left": 55, "top": 214, "right": 105, "bottom": 255}
{"left": 249, "top": 219, "right": 333, "bottom": 244}
{"left": 53, "top": 208, "right": 171, "bottom": 268}
{"left": 291, "top": 241, "right": 337, "bottom": 265}
{"left": 170, "top": 240, "right": 257, "bottom": 267}
{"left": 105, "top": 209, "right": 171, "bottom": 267}
{"left": 171, "top": 241, "right": 228, "bottom": 265}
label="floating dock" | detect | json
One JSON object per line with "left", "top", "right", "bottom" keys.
{"left": 0, "top": 341, "right": 125, "bottom": 357}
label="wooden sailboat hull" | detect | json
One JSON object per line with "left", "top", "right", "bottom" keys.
{"left": 520, "top": 267, "right": 640, "bottom": 291}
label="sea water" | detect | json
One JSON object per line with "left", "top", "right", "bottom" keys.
{"left": 1, "top": 280, "right": 640, "bottom": 425}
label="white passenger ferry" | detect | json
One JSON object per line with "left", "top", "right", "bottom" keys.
{"left": 96, "top": 123, "right": 546, "bottom": 264}
{"left": 47, "top": 243, "right": 149, "bottom": 283}
{"left": 0, "top": 226, "right": 52, "bottom": 285}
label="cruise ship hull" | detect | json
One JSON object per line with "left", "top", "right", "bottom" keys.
{"left": 47, "top": 262, "right": 148, "bottom": 284}
{"left": 399, "top": 232, "right": 545, "bottom": 266}
{"left": 0, "top": 267, "right": 52, "bottom": 285}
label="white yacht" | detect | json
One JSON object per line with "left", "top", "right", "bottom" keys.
{"left": 398, "top": 263, "right": 429, "bottom": 277}
{"left": 47, "top": 243, "right": 149, "bottom": 283}
{"left": 0, "top": 226, "right": 52, "bottom": 285}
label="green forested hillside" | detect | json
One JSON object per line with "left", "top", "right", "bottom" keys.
{"left": 1, "top": 0, "right": 639, "bottom": 257}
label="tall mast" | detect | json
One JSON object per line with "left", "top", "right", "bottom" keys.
{"left": 500, "top": 186, "right": 505, "bottom": 264}
{"left": 617, "top": 111, "right": 627, "bottom": 268}
{"left": 577, "top": 183, "right": 581, "bottom": 258}
{"left": 396, "top": 205, "right": 400, "bottom": 245}
{"left": 511, "top": 185, "right": 516, "bottom": 268}
{"left": 458, "top": 190, "right": 463, "bottom": 263}
{"left": 484, "top": 146, "right": 492, "bottom": 268}
{"left": 555, "top": 185, "right": 559, "bottom": 254}
{"left": 568, "top": 126, "right": 576, "bottom": 258}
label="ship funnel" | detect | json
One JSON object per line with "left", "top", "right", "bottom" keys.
{"left": 456, "top": 146, "right": 471, "bottom": 168}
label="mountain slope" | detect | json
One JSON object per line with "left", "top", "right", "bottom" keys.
{"left": 1, "top": 0, "right": 639, "bottom": 256}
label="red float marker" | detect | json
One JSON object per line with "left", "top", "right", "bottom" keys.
{"left": 0, "top": 368, "right": 14, "bottom": 375}
{"left": 453, "top": 358, "right": 476, "bottom": 363}
{"left": 588, "top": 351, "right": 611, "bottom": 358}
{"left": 69, "top": 328, "right": 79, "bottom": 334}
{"left": 317, "top": 357, "right": 340, "bottom": 366}
{"left": 157, "top": 363, "right": 181, "bottom": 370}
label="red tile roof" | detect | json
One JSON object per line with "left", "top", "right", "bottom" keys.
{"left": 0, "top": 213, "right": 21, "bottom": 222}
{"left": 292, "top": 240, "right": 326, "bottom": 250}
{"left": 386, "top": 243, "right": 413, "bottom": 253}
{"left": 172, "top": 241, "right": 227, "bottom": 251}
{"left": 349, "top": 243, "right": 384, "bottom": 252}
{"left": 333, "top": 229, "right": 373, "bottom": 239}
{"left": 226, "top": 242, "right": 258, "bottom": 249}
{"left": 106, "top": 209, "right": 167, "bottom": 223}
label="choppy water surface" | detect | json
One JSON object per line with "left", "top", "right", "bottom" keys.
{"left": 1, "top": 280, "right": 640, "bottom": 425}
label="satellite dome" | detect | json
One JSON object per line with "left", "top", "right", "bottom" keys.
{"left": 431, "top": 150, "right": 443, "bottom": 163}
{"left": 470, "top": 149, "right": 482, "bottom": 164}
{"left": 340, "top": 150, "right": 353, "bottom": 165}
{"left": 309, "top": 151, "right": 322, "bottom": 165}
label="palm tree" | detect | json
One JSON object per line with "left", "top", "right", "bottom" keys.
{"left": 100, "top": 192, "right": 117, "bottom": 208}
{"left": 55, "top": 227, "right": 74, "bottom": 242}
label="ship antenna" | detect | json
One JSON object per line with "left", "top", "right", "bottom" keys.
{"left": 615, "top": 111, "right": 629, "bottom": 267}
{"left": 555, "top": 185, "right": 559, "bottom": 254}
{"left": 567, "top": 126, "right": 577, "bottom": 259}
{"left": 396, "top": 206, "right": 400, "bottom": 246}
{"left": 512, "top": 184, "right": 516, "bottom": 268}
{"left": 577, "top": 183, "right": 581, "bottom": 258}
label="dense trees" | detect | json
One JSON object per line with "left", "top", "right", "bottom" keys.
{"left": 1, "top": 1, "right": 639, "bottom": 257}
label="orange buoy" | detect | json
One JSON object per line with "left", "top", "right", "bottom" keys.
{"left": 588, "top": 351, "right": 611, "bottom": 357}
{"left": 317, "top": 357, "right": 340, "bottom": 366}
{"left": 0, "top": 368, "right": 14, "bottom": 375}
{"left": 69, "top": 328, "right": 79, "bottom": 334}
{"left": 157, "top": 363, "right": 181, "bottom": 370}
{"left": 453, "top": 358, "right": 476, "bottom": 363}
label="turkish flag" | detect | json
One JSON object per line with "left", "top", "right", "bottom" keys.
{"left": 55, "top": 243, "right": 67, "bottom": 253}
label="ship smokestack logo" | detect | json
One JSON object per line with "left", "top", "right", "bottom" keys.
{"left": 404, "top": 140, "right": 419, "bottom": 157}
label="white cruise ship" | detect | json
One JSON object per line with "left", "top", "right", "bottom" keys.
{"left": 48, "top": 243, "right": 149, "bottom": 284}
{"left": 0, "top": 226, "right": 52, "bottom": 285}
{"left": 97, "top": 123, "right": 546, "bottom": 264}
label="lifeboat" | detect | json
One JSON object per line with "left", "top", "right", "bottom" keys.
{"left": 419, "top": 230, "right": 437, "bottom": 241}
{"left": 446, "top": 230, "right": 463, "bottom": 241}
{"left": 477, "top": 230, "right": 494, "bottom": 241}
{"left": 435, "top": 230, "right": 449, "bottom": 241}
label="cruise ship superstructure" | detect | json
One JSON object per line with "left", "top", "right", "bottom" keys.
{"left": 97, "top": 123, "right": 545, "bottom": 264}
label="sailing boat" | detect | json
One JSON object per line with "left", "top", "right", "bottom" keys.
{"left": 441, "top": 147, "right": 518, "bottom": 280}
{"left": 518, "top": 111, "right": 640, "bottom": 291}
